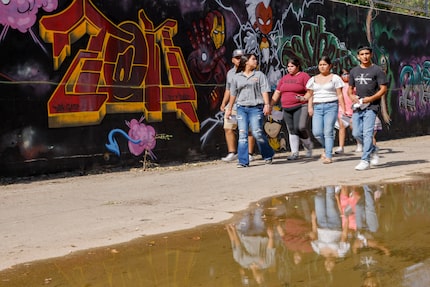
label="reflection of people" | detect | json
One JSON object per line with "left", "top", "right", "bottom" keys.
{"left": 348, "top": 45, "right": 388, "bottom": 170}
{"left": 352, "top": 185, "right": 390, "bottom": 256}
{"left": 361, "top": 271, "right": 381, "bottom": 287}
{"left": 220, "top": 49, "right": 255, "bottom": 162}
{"left": 338, "top": 185, "right": 389, "bottom": 256}
{"left": 276, "top": 196, "right": 314, "bottom": 265}
{"left": 352, "top": 232, "right": 390, "bottom": 256}
{"left": 236, "top": 205, "right": 266, "bottom": 236}
{"left": 306, "top": 56, "right": 346, "bottom": 164}
{"left": 226, "top": 207, "right": 276, "bottom": 286}
{"left": 355, "top": 185, "right": 379, "bottom": 233}
{"left": 310, "top": 186, "right": 350, "bottom": 273}
{"left": 270, "top": 58, "right": 313, "bottom": 160}
{"left": 346, "top": 185, "right": 389, "bottom": 287}
{"left": 338, "top": 185, "right": 360, "bottom": 232}
{"left": 226, "top": 53, "right": 274, "bottom": 167}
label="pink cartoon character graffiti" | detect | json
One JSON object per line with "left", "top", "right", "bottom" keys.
{"left": 0, "top": 0, "right": 58, "bottom": 52}
{"left": 126, "top": 116, "right": 157, "bottom": 159}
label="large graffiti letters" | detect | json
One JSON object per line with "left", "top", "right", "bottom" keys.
{"left": 282, "top": 16, "right": 356, "bottom": 74}
{"left": 40, "top": 0, "right": 199, "bottom": 132}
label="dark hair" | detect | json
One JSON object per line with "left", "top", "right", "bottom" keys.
{"left": 318, "top": 55, "right": 332, "bottom": 65}
{"left": 287, "top": 58, "right": 302, "bottom": 71}
{"left": 341, "top": 68, "right": 349, "bottom": 76}
{"left": 236, "top": 53, "right": 256, "bottom": 73}
{"left": 357, "top": 45, "right": 373, "bottom": 53}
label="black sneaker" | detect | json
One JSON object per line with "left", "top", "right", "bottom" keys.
{"left": 236, "top": 163, "right": 249, "bottom": 168}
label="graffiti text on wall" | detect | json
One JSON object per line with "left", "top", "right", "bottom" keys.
{"left": 40, "top": 0, "right": 199, "bottom": 132}
{"left": 282, "top": 16, "right": 356, "bottom": 75}
{"left": 399, "top": 60, "right": 430, "bottom": 120}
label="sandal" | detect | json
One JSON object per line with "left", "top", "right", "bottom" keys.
{"left": 323, "top": 158, "right": 333, "bottom": 164}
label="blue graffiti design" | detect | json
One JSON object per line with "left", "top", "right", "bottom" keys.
{"left": 399, "top": 60, "right": 430, "bottom": 120}
{"left": 105, "top": 129, "right": 141, "bottom": 156}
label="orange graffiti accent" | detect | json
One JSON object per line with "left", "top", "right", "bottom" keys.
{"left": 40, "top": 0, "right": 199, "bottom": 132}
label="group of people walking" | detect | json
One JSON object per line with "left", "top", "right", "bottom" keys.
{"left": 220, "top": 46, "right": 388, "bottom": 171}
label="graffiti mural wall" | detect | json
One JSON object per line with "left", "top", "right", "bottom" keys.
{"left": 0, "top": 0, "right": 429, "bottom": 176}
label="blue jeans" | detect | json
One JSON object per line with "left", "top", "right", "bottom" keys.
{"left": 237, "top": 105, "right": 274, "bottom": 165}
{"left": 352, "top": 109, "right": 377, "bottom": 162}
{"left": 237, "top": 207, "right": 266, "bottom": 236}
{"left": 312, "top": 101, "right": 338, "bottom": 158}
{"left": 355, "top": 185, "right": 379, "bottom": 233}
{"left": 314, "top": 186, "right": 342, "bottom": 230}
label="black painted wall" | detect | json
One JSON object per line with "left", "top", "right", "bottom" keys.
{"left": 0, "top": 0, "right": 429, "bottom": 176}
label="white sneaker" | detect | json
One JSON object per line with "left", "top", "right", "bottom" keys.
{"left": 334, "top": 147, "right": 344, "bottom": 154}
{"left": 370, "top": 154, "right": 379, "bottom": 166}
{"left": 287, "top": 152, "right": 299, "bottom": 160}
{"left": 248, "top": 154, "right": 255, "bottom": 162}
{"left": 355, "top": 143, "right": 363, "bottom": 153}
{"left": 221, "top": 152, "right": 237, "bottom": 162}
{"left": 355, "top": 160, "right": 370, "bottom": 171}
{"left": 370, "top": 148, "right": 380, "bottom": 166}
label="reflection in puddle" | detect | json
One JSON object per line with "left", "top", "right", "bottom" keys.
{"left": 1, "top": 178, "right": 430, "bottom": 286}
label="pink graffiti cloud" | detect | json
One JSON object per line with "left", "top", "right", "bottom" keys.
{"left": 0, "top": 0, "right": 58, "bottom": 33}
{"left": 126, "top": 117, "right": 157, "bottom": 158}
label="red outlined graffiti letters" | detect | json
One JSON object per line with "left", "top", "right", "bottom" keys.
{"left": 40, "top": 0, "right": 199, "bottom": 132}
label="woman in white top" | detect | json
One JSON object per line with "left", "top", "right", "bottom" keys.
{"left": 304, "top": 56, "right": 346, "bottom": 163}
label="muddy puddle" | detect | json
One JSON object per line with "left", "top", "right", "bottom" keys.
{"left": 1, "top": 178, "right": 430, "bottom": 286}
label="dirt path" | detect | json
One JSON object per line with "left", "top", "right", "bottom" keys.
{"left": 1, "top": 135, "right": 429, "bottom": 271}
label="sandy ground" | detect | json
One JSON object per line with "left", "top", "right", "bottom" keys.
{"left": 1, "top": 135, "right": 430, "bottom": 271}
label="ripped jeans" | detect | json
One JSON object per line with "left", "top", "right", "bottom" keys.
{"left": 237, "top": 105, "right": 274, "bottom": 165}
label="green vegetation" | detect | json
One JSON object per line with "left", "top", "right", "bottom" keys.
{"left": 338, "top": 0, "right": 429, "bottom": 17}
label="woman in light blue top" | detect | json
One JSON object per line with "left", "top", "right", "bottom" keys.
{"left": 304, "top": 56, "right": 345, "bottom": 163}
{"left": 225, "top": 53, "right": 274, "bottom": 167}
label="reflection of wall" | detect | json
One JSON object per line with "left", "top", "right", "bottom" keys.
{"left": 1, "top": 0, "right": 430, "bottom": 176}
